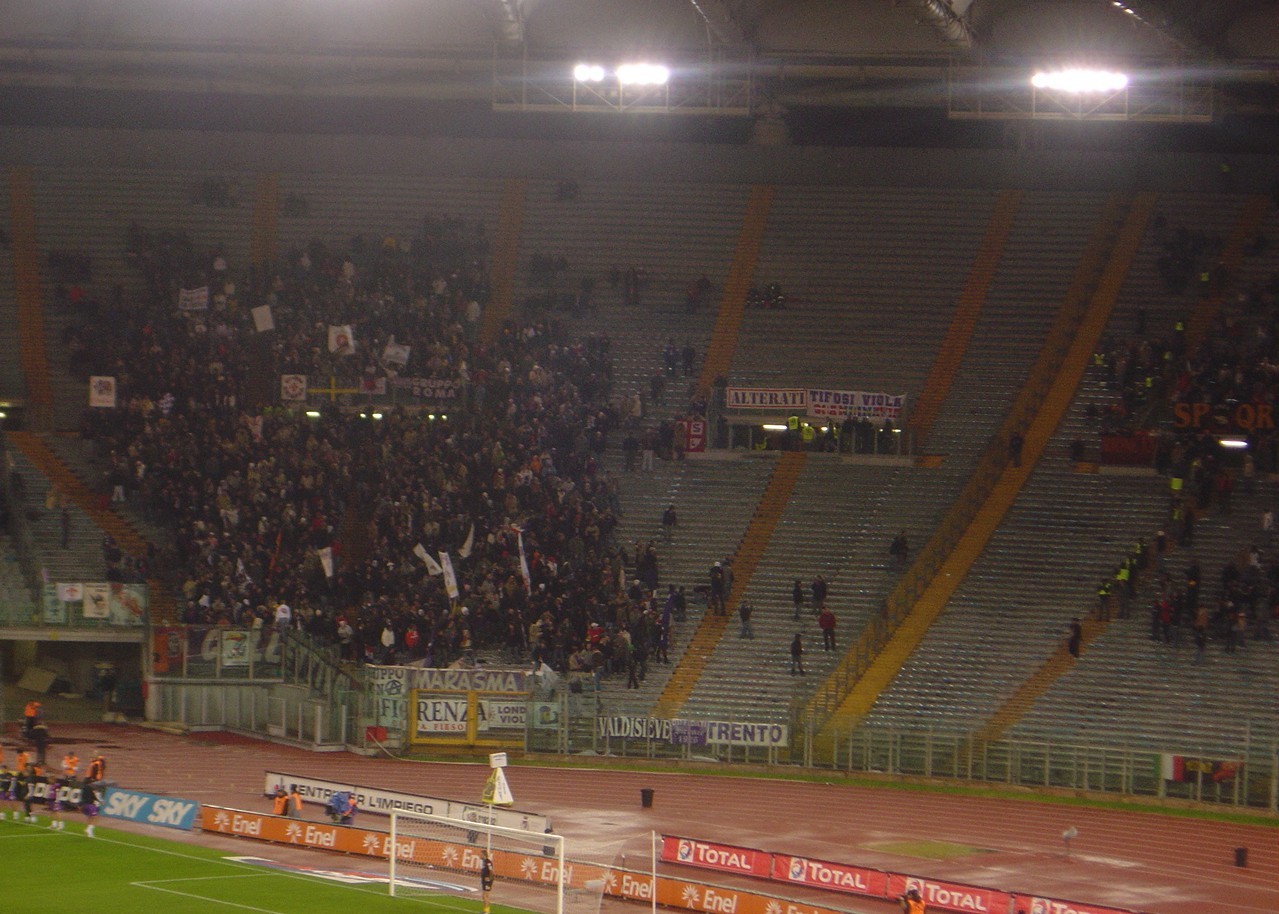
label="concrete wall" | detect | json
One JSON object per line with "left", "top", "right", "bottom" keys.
{"left": 1, "top": 126, "right": 1276, "bottom": 193}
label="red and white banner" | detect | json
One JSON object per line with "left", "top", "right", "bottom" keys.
{"left": 1020, "top": 897, "right": 1137, "bottom": 914}
{"left": 679, "top": 418, "right": 707, "bottom": 453}
{"left": 726, "top": 388, "right": 808, "bottom": 410}
{"left": 200, "top": 809, "right": 1144, "bottom": 914}
{"left": 887, "top": 874, "right": 1011, "bottom": 914}
{"left": 806, "top": 389, "right": 905, "bottom": 420}
{"left": 662, "top": 836, "right": 772, "bottom": 878}
{"left": 772, "top": 855, "right": 887, "bottom": 897}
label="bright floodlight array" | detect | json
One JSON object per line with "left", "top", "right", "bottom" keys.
{"left": 1031, "top": 68, "right": 1129, "bottom": 93}
{"left": 574, "top": 62, "right": 669, "bottom": 85}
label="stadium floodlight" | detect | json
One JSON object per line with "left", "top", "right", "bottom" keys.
{"left": 616, "top": 63, "right": 669, "bottom": 86}
{"left": 573, "top": 63, "right": 605, "bottom": 83}
{"left": 1218, "top": 437, "right": 1248, "bottom": 449}
{"left": 1031, "top": 68, "right": 1128, "bottom": 93}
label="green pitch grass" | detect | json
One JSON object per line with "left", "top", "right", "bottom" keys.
{"left": 0, "top": 815, "right": 535, "bottom": 914}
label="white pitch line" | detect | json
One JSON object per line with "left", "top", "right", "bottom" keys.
{"left": 0, "top": 832, "right": 59, "bottom": 839}
{"left": 132, "top": 881, "right": 286, "bottom": 914}
{"left": 135, "top": 874, "right": 269, "bottom": 885}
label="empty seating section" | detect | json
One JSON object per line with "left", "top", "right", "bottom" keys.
{"left": 519, "top": 180, "right": 749, "bottom": 418}
{"left": 685, "top": 458, "right": 931, "bottom": 722}
{"left": 16, "top": 161, "right": 1279, "bottom": 759}
{"left": 735, "top": 187, "right": 993, "bottom": 394}
{"left": 924, "top": 191, "right": 1111, "bottom": 462}
{"left": 1109, "top": 193, "right": 1250, "bottom": 339}
{"left": 30, "top": 167, "right": 255, "bottom": 430}
{"left": 274, "top": 172, "right": 502, "bottom": 258}
{"left": 594, "top": 456, "right": 778, "bottom": 709}
{"left": 1005, "top": 202, "right": 1279, "bottom": 755}
{"left": 3, "top": 442, "right": 105, "bottom": 582}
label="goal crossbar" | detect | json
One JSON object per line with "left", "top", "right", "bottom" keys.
{"left": 389, "top": 810, "right": 565, "bottom": 914}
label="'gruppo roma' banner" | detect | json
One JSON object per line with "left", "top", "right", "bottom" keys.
{"left": 806, "top": 389, "right": 906, "bottom": 420}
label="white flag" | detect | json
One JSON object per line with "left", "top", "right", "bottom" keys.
{"left": 382, "top": 339, "right": 411, "bottom": 368}
{"left": 177, "top": 286, "right": 209, "bottom": 311}
{"left": 459, "top": 524, "right": 474, "bottom": 559}
{"left": 251, "top": 304, "right": 275, "bottom": 332}
{"left": 89, "top": 376, "right": 117, "bottom": 408}
{"left": 414, "top": 543, "right": 443, "bottom": 575}
{"left": 317, "top": 546, "right": 334, "bottom": 579}
{"left": 517, "top": 532, "right": 531, "bottom": 593}
{"left": 328, "top": 324, "right": 356, "bottom": 356}
{"left": 440, "top": 552, "right": 459, "bottom": 600}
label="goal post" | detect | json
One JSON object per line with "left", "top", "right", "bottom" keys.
{"left": 388, "top": 810, "right": 566, "bottom": 914}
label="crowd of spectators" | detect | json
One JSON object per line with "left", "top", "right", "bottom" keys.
{"left": 65, "top": 215, "right": 678, "bottom": 677}
{"left": 1081, "top": 208, "right": 1279, "bottom": 660}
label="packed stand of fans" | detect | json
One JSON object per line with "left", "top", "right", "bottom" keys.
{"left": 64, "top": 214, "right": 685, "bottom": 676}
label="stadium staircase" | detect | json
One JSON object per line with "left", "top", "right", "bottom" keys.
{"left": 1003, "top": 200, "right": 1279, "bottom": 757}
{"left": 593, "top": 456, "right": 778, "bottom": 710}
{"left": 479, "top": 178, "right": 529, "bottom": 344}
{"left": 931, "top": 197, "right": 1279, "bottom": 744}
{"left": 734, "top": 187, "right": 997, "bottom": 399}
{"left": 8, "top": 166, "right": 54, "bottom": 431}
{"left": 906, "top": 189, "right": 1023, "bottom": 447}
{"left": 651, "top": 450, "right": 806, "bottom": 718}
{"left": 4, "top": 431, "right": 174, "bottom": 621}
{"left": 697, "top": 184, "right": 774, "bottom": 394}
{"left": 801, "top": 192, "right": 1157, "bottom": 749}
{"left": 251, "top": 172, "right": 279, "bottom": 268}
{"left": 524, "top": 178, "right": 749, "bottom": 423}
{"left": 680, "top": 458, "right": 932, "bottom": 723}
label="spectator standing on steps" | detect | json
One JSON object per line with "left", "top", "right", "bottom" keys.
{"left": 789, "top": 632, "right": 805, "bottom": 675}
{"left": 661, "top": 505, "right": 678, "bottom": 542}
{"left": 709, "top": 562, "right": 726, "bottom": 615}
{"left": 1068, "top": 617, "right": 1083, "bottom": 658}
{"left": 810, "top": 575, "right": 827, "bottom": 612}
{"left": 738, "top": 600, "right": 754, "bottom": 639}
{"left": 818, "top": 605, "right": 837, "bottom": 650}
{"left": 791, "top": 579, "right": 804, "bottom": 621}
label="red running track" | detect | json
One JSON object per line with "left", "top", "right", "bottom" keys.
{"left": 20, "top": 724, "right": 1279, "bottom": 914}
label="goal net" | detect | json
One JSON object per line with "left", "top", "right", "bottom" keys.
{"left": 389, "top": 811, "right": 569, "bottom": 914}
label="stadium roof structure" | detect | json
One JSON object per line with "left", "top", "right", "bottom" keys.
{"left": 0, "top": 1, "right": 1277, "bottom": 139}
